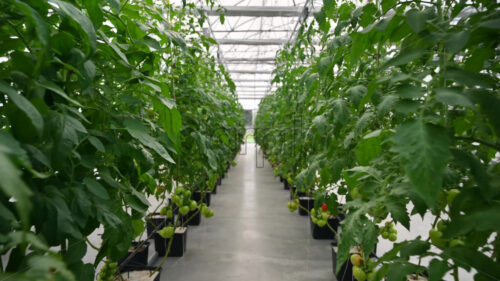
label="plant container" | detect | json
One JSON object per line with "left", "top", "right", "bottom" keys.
{"left": 289, "top": 186, "right": 296, "bottom": 199}
{"left": 310, "top": 214, "right": 344, "bottom": 240}
{"left": 332, "top": 246, "right": 378, "bottom": 281}
{"left": 331, "top": 244, "right": 353, "bottom": 281}
{"left": 217, "top": 177, "right": 222, "bottom": 186}
{"left": 284, "top": 179, "right": 290, "bottom": 190}
{"left": 118, "top": 241, "right": 150, "bottom": 271}
{"left": 180, "top": 210, "right": 201, "bottom": 226}
{"left": 298, "top": 196, "right": 314, "bottom": 216}
{"left": 115, "top": 266, "right": 161, "bottom": 281}
{"left": 212, "top": 184, "right": 217, "bottom": 194}
{"left": 154, "top": 227, "right": 187, "bottom": 257}
{"left": 279, "top": 176, "right": 284, "bottom": 183}
{"left": 192, "top": 190, "right": 212, "bottom": 206}
{"left": 146, "top": 213, "right": 169, "bottom": 238}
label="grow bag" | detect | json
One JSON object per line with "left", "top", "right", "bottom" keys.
{"left": 180, "top": 210, "right": 201, "bottom": 226}
{"left": 298, "top": 196, "right": 314, "bottom": 216}
{"left": 154, "top": 227, "right": 187, "bottom": 257}
{"left": 116, "top": 266, "right": 161, "bottom": 281}
{"left": 146, "top": 213, "right": 170, "bottom": 238}
{"left": 192, "top": 190, "right": 212, "bottom": 206}
{"left": 118, "top": 241, "right": 150, "bottom": 271}
{"left": 310, "top": 214, "right": 344, "bottom": 240}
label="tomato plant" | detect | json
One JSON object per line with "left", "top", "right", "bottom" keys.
{"left": 0, "top": 0, "right": 243, "bottom": 280}
{"left": 256, "top": 0, "right": 500, "bottom": 280}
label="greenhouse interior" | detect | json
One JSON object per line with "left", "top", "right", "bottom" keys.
{"left": 0, "top": 0, "right": 499, "bottom": 281}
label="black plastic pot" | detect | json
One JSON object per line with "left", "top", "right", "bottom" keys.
{"left": 332, "top": 245, "right": 378, "bottom": 281}
{"left": 146, "top": 213, "right": 169, "bottom": 238}
{"left": 212, "top": 184, "right": 217, "bottom": 194}
{"left": 284, "top": 180, "right": 290, "bottom": 190}
{"left": 310, "top": 214, "right": 344, "bottom": 240}
{"left": 118, "top": 241, "right": 150, "bottom": 271}
{"left": 279, "top": 176, "right": 284, "bottom": 183}
{"left": 180, "top": 209, "right": 201, "bottom": 226}
{"left": 298, "top": 196, "right": 314, "bottom": 216}
{"left": 192, "top": 190, "right": 212, "bottom": 206}
{"left": 118, "top": 266, "right": 161, "bottom": 281}
{"left": 222, "top": 173, "right": 226, "bottom": 179}
{"left": 154, "top": 227, "right": 187, "bottom": 257}
{"left": 217, "top": 177, "right": 222, "bottom": 186}
{"left": 331, "top": 244, "right": 353, "bottom": 281}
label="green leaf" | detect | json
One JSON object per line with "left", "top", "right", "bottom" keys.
{"left": 399, "top": 240, "right": 430, "bottom": 258}
{"left": 12, "top": 0, "right": 50, "bottom": 46}
{"left": 387, "top": 261, "right": 422, "bottom": 281}
{"left": 355, "top": 135, "right": 381, "bottom": 165}
{"left": 478, "top": 18, "right": 500, "bottom": 29}
{"left": 445, "top": 30, "right": 470, "bottom": 53}
{"left": 83, "top": 0, "right": 104, "bottom": 28}
{"left": 429, "top": 259, "right": 449, "bottom": 281}
{"left": 382, "top": 48, "right": 425, "bottom": 69}
{"left": 83, "top": 178, "right": 109, "bottom": 200}
{"left": 390, "top": 119, "right": 451, "bottom": 207}
{"left": 406, "top": 9, "right": 427, "bottom": 33}
{"left": 444, "top": 68, "right": 494, "bottom": 88}
{"left": 434, "top": 88, "right": 473, "bottom": 107}
{"left": 88, "top": 136, "right": 105, "bottom": 152}
{"left": 381, "top": 0, "right": 397, "bottom": 13}
{"left": 442, "top": 247, "right": 500, "bottom": 278}
{"left": 0, "top": 81, "right": 44, "bottom": 136}
{"left": 37, "top": 78, "right": 83, "bottom": 107}
{"left": 54, "top": 0, "right": 97, "bottom": 55}
{"left": 396, "top": 85, "right": 424, "bottom": 99}
{"left": 386, "top": 199, "right": 410, "bottom": 229}
{"left": 132, "top": 219, "right": 146, "bottom": 238}
{"left": 124, "top": 118, "right": 175, "bottom": 163}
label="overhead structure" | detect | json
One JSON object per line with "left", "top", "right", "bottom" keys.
{"left": 200, "top": 0, "right": 320, "bottom": 109}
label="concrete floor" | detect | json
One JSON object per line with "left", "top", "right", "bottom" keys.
{"left": 153, "top": 144, "right": 334, "bottom": 281}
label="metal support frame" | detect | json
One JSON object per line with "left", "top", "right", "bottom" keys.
{"left": 229, "top": 70, "right": 273, "bottom": 74}
{"left": 217, "top": 39, "right": 287, "bottom": 45}
{"left": 202, "top": 6, "right": 318, "bottom": 17}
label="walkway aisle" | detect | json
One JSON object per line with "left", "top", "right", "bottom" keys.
{"left": 157, "top": 144, "right": 333, "bottom": 281}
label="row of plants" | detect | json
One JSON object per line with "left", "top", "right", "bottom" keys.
{"left": 0, "top": 0, "right": 244, "bottom": 280}
{"left": 256, "top": 0, "right": 499, "bottom": 280}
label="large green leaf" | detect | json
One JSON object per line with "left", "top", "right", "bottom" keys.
{"left": 390, "top": 119, "right": 451, "bottom": 206}
{"left": 0, "top": 81, "right": 44, "bottom": 136}
{"left": 124, "top": 118, "right": 174, "bottom": 163}
{"left": 54, "top": 0, "right": 97, "bottom": 54}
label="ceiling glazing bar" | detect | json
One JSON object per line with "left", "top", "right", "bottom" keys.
{"left": 217, "top": 39, "right": 287, "bottom": 45}
{"left": 202, "top": 6, "right": 317, "bottom": 17}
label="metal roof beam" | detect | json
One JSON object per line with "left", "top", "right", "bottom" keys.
{"left": 221, "top": 57, "right": 275, "bottom": 62}
{"left": 222, "top": 61, "right": 274, "bottom": 65}
{"left": 203, "top": 6, "right": 309, "bottom": 17}
{"left": 229, "top": 70, "right": 273, "bottom": 74}
{"left": 232, "top": 79, "right": 271, "bottom": 82}
{"left": 217, "top": 39, "right": 287, "bottom": 45}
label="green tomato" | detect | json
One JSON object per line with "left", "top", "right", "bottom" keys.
{"left": 353, "top": 266, "right": 367, "bottom": 281}
{"left": 389, "top": 227, "right": 397, "bottom": 234}
{"left": 437, "top": 220, "right": 447, "bottom": 232}
{"left": 389, "top": 233, "right": 397, "bottom": 241}
{"left": 321, "top": 212, "right": 329, "bottom": 220}
{"left": 351, "top": 187, "right": 361, "bottom": 199}
{"left": 446, "top": 189, "right": 460, "bottom": 205}
{"left": 159, "top": 207, "right": 168, "bottom": 215}
{"left": 366, "top": 271, "right": 375, "bottom": 281}
{"left": 429, "top": 229, "right": 446, "bottom": 247}
{"left": 158, "top": 226, "right": 174, "bottom": 239}
{"left": 381, "top": 231, "right": 389, "bottom": 239}
{"left": 179, "top": 206, "right": 190, "bottom": 215}
{"left": 172, "top": 195, "right": 181, "bottom": 205}
{"left": 449, "top": 239, "right": 465, "bottom": 247}
{"left": 317, "top": 219, "right": 327, "bottom": 227}
{"left": 166, "top": 210, "right": 173, "bottom": 219}
{"left": 190, "top": 200, "right": 198, "bottom": 211}
{"left": 184, "top": 190, "right": 192, "bottom": 199}
{"left": 175, "top": 187, "right": 184, "bottom": 195}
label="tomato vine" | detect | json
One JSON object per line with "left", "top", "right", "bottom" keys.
{"left": 0, "top": 0, "right": 243, "bottom": 280}
{"left": 256, "top": 0, "right": 500, "bottom": 280}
